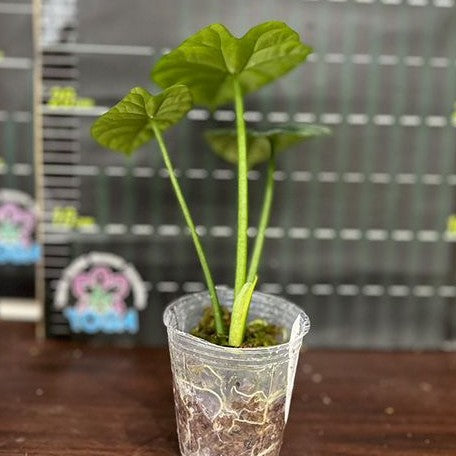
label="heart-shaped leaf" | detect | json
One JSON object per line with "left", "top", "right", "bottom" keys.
{"left": 205, "top": 125, "right": 331, "bottom": 168}
{"left": 152, "top": 22, "right": 312, "bottom": 109}
{"left": 91, "top": 85, "right": 192, "bottom": 155}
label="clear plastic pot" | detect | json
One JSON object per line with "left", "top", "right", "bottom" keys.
{"left": 163, "top": 286, "right": 310, "bottom": 456}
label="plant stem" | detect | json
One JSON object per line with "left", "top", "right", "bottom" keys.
{"left": 228, "top": 276, "right": 258, "bottom": 347}
{"left": 152, "top": 124, "right": 226, "bottom": 336}
{"left": 247, "top": 150, "right": 276, "bottom": 282}
{"left": 233, "top": 78, "right": 248, "bottom": 297}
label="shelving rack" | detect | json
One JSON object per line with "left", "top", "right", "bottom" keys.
{"left": 1, "top": 0, "right": 455, "bottom": 348}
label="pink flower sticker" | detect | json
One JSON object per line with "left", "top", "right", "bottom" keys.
{"left": 72, "top": 266, "right": 131, "bottom": 315}
{"left": 0, "top": 203, "right": 36, "bottom": 246}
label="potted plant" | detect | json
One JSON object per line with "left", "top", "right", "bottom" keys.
{"left": 92, "top": 22, "right": 329, "bottom": 456}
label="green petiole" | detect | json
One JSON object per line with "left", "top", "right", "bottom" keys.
{"left": 229, "top": 150, "right": 275, "bottom": 346}
{"left": 229, "top": 78, "right": 253, "bottom": 347}
{"left": 247, "top": 149, "right": 276, "bottom": 282}
{"left": 233, "top": 78, "right": 249, "bottom": 297}
{"left": 152, "top": 123, "right": 226, "bottom": 337}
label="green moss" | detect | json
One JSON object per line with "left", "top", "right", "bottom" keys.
{"left": 191, "top": 306, "right": 283, "bottom": 348}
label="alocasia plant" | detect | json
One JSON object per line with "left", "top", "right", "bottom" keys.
{"left": 152, "top": 22, "right": 313, "bottom": 346}
{"left": 92, "top": 21, "right": 325, "bottom": 347}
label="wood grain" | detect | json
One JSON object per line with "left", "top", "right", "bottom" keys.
{"left": 0, "top": 321, "right": 455, "bottom": 455}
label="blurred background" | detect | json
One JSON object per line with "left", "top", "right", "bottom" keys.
{"left": 0, "top": 0, "right": 455, "bottom": 349}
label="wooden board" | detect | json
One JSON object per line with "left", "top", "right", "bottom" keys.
{"left": 1, "top": 321, "right": 455, "bottom": 455}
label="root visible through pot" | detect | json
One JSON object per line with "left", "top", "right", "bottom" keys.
{"left": 174, "top": 379, "right": 286, "bottom": 456}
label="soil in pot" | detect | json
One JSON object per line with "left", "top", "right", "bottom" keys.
{"left": 191, "top": 306, "right": 284, "bottom": 347}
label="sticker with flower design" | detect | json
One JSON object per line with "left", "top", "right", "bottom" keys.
{"left": 0, "top": 189, "right": 41, "bottom": 264}
{"left": 54, "top": 252, "right": 148, "bottom": 334}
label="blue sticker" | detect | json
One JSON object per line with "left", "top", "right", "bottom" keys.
{"left": 63, "top": 308, "right": 139, "bottom": 334}
{"left": 0, "top": 244, "right": 41, "bottom": 264}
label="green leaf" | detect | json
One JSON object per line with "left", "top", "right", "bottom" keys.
{"left": 152, "top": 22, "right": 312, "bottom": 109}
{"left": 228, "top": 276, "right": 258, "bottom": 347}
{"left": 91, "top": 85, "right": 192, "bottom": 155}
{"left": 205, "top": 125, "right": 331, "bottom": 168}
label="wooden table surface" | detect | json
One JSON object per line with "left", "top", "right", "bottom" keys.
{"left": 1, "top": 321, "right": 455, "bottom": 455}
